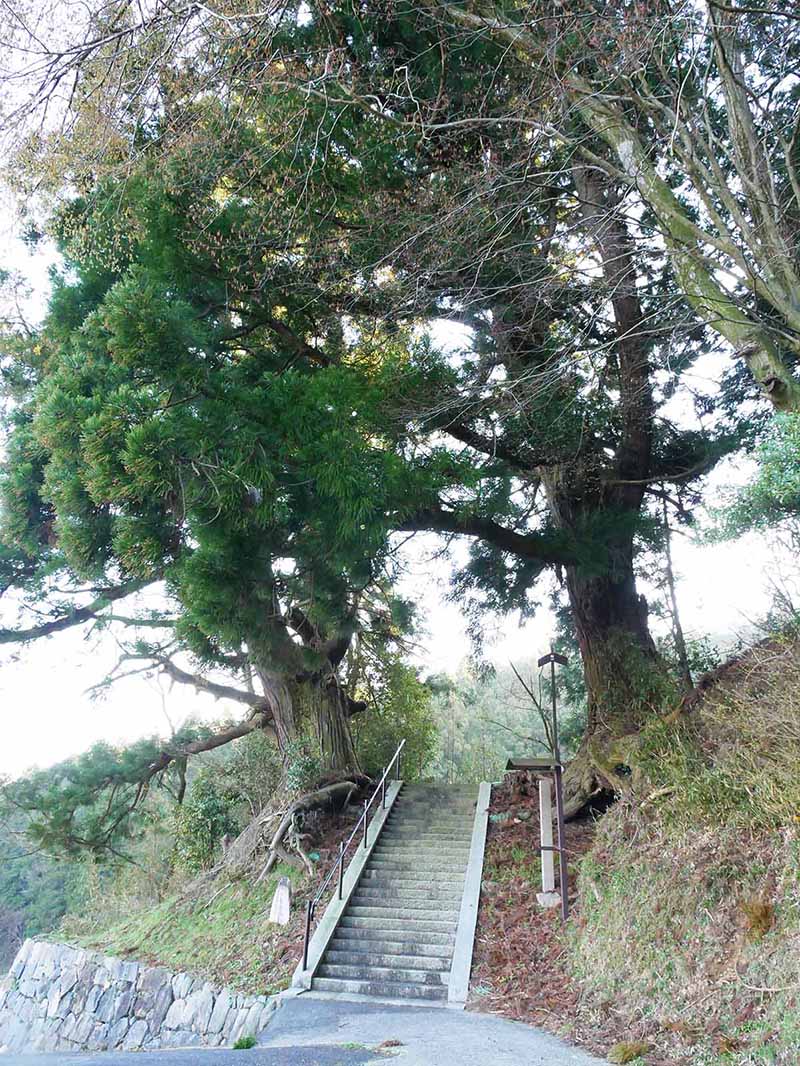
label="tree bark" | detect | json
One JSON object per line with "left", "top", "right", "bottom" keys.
{"left": 549, "top": 170, "right": 672, "bottom": 814}
{"left": 543, "top": 470, "right": 672, "bottom": 816}
{"left": 662, "top": 496, "right": 693, "bottom": 693}
{"left": 316, "top": 678, "right": 360, "bottom": 773}
{"left": 287, "top": 674, "right": 361, "bottom": 774}
{"left": 255, "top": 666, "right": 297, "bottom": 754}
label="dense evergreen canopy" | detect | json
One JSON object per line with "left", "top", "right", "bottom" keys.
{"left": 1, "top": 0, "right": 798, "bottom": 833}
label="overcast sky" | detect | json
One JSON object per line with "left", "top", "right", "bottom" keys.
{"left": 0, "top": 206, "right": 792, "bottom": 779}
{"left": 0, "top": 478, "right": 783, "bottom": 778}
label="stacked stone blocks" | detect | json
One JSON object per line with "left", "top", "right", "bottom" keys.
{"left": 0, "top": 940, "right": 277, "bottom": 1052}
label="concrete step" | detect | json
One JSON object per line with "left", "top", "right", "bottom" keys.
{"left": 333, "top": 927, "right": 456, "bottom": 949}
{"left": 307, "top": 784, "right": 479, "bottom": 1006}
{"left": 347, "top": 895, "right": 460, "bottom": 912}
{"left": 379, "top": 835, "right": 473, "bottom": 844}
{"left": 387, "top": 807, "right": 473, "bottom": 814}
{"left": 318, "top": 962, "right": 448, "bottom": 986}
{"left": 351, "top": 895, "right": 461, "bottom": 911}
{"left": 347, "top": 905, "right": 460, "bottom": 922}
{"left": 378, "top": 821, "right": 471, "bottom": 833}
{"left": 353, "top": 886, "right": 463, "bottom": 902}
{"left": 373, "top": 852, "right": 473, "bottom": 869}
{"left": 311, "top": 976, "right": 447, "bottom": 1002}
{"left": 382, "top": 832, "right": 472, "bottom": 840}
{"left": 385, "top": 814, "right": 474, "bottom": 825}
{"left": 380, "top": 828, "right": 472, "bottom": 839}
{"left": 369, "top": 853, "right": 470, "bottom": 866}
{"left": 369, "top": 853, "right": 469, "bottom": 865}
{"left": 325, "top": 950, "right": 451, "bottom": 972}
{"left": 367, "top": 861, "right": 468, "bottom": 875}
{"left": 361, "top": 871, "right": 466, "bottom": 887}
{"left": 339, "top": 915, "right": 458, "bottom": 933}
{"left": 372, "top": 844, "right": 471, "bottom": 858}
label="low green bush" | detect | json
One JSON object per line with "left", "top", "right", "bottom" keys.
{"left": 173, "top": 770, "right": 240, "bottom": 873}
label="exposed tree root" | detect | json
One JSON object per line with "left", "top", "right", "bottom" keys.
{"left": 256, "top": 781, "right": 358, "bottom": 881}
{"left": 187, "top": 777, "right": 361, "bottom": 895}
{"left": 562, "top": 731, "right": 644, "bottom": 819}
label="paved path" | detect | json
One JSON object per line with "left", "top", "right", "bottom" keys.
{"left": 0, "top": 994, "right": 605, "bottom": 1065}
{"left": 0, "top": 1050, "right": 372, "bottom": 1066}
{"left": 261, "top": 994, "right": 605, "bottom": 1065}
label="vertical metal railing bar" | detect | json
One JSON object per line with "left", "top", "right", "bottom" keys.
{"left": 302, "top": 738, "right": 406, "bottom": 970}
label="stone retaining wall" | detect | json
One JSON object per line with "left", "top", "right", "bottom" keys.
{"left": 0, "top": 939, "right": 278, "bottom": 1053}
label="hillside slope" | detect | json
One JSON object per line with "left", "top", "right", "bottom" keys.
{"left": 58, "top": 796, "right": 367, "bottom": 998}
{"left": 471, "top": 629, "right": 800, "bottom": 1066}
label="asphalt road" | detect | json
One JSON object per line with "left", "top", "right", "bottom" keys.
{"left": 261, "top": 995, "right": 605, "bottom": 1066}
{"left": 0, "top": 995, "right": 605, "bottom": 1065}
{"left": 0, "top": 1049, "right": 376, "bottom": 1066}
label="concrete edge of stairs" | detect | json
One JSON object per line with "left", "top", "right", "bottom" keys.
{"left": 291, "top": 779, "right": 404, "bottom": 992}
{"left": 447, "top": 780, "right": 491, "bottom": 1008}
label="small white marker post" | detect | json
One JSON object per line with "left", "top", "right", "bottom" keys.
{"left": 269, "top": 876, "right": 292, "bottom": 925}
{"left": 539, "top": 648, "right": 570, "bottom": 921}
{"left": 536, "top": 779, "right": 560, "bottom": 908}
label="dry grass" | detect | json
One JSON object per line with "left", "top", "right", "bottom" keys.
{"left": 570, "top": 807, "right": 800, "bottom": 1064}
{"left": 639, "top": 631, "right": 800, "bottom": 830}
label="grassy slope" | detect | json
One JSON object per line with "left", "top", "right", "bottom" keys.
{"left": 67, "top": 866, "right": 304, "bottom": 996}
{"left": 472, "top": 630, "right": 800, "bottom": 1066}
{"left": 58, "top": 796, "right": 366, "bottom": 997}
{"left": 573, "top": 814, "right": 800, "bottom": 1065}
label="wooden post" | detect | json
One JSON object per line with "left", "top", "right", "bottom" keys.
{"left": 537, "top": 778, "right": 560, "bottom": 908}
{"left": 538, "top": 778, "right": 555, "bottom": 893}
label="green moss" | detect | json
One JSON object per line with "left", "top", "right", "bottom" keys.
{"left": 484, "top": 842, "right": 541, "bottom": 886}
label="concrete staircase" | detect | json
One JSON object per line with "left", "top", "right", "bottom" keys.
{"left": 311, "top": 783, "right": 477, "bottom": 1002}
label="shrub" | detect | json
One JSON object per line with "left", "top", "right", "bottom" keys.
{"left": 221, "top": 731, "right": 282, "bottom": 816}
{"left": 174, "top": 771, "right": 240, "bottom": 873}
{"left": 233, "top": 1035, "right": 257, "bottom": 1050}
{"left": 283, "top": 738, "right": 322, "bottom": 793}
{"left": 352, "top": 660, "right": 437, "bottom": 780}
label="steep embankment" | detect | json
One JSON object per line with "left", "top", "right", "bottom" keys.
{"left": 61, "top": 795, "right": 366, "bottom": 999}
{"left": 471, "top": 630, "right": 800, "bottom": 1066}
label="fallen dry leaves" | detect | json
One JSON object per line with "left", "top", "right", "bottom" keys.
{"left": 467, "top": 775, "right": 686, "bottom": 1065}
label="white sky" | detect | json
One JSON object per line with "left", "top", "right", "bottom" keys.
{"left": 0, "top": 467, "right": 784, "bottom": 778}
{"left": 0, "top": 206, "right": 793, "bottom": 779}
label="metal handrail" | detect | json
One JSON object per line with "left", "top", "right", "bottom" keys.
{"left": 302, "top": 737, "right": 406, "bottom": 970}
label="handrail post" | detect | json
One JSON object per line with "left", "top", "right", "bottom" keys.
{"left": 363, "top": 799, "right": 369, "bottom": 848}
{"left": 337, "top": 841, "right": 344, "bottom": 900}
{"left": 381, "top": 768, "right": 386, "bottom": 808}
{"left": 303, "top": 900, "right": 313, "bottom": 970}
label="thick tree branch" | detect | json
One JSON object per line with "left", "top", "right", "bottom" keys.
{"left": 0, "top": 579, "right": 153, "bottom": 644}
{"left": 143, "top": 712, "right": 274, "bottom": 781}
{"left": 440, "top": 419, "right": 545, "bottom": 470}
{"left": 157, "top": 658, "right": 265, "bottom": 707}
{"left": 397, "top": 504, "right": 576, "bottom": 566}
